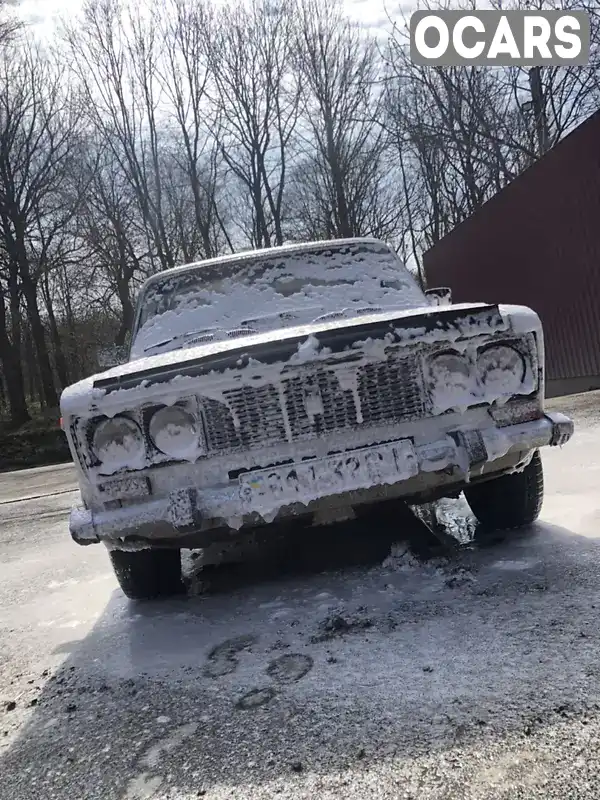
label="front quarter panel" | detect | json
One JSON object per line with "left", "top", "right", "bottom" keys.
{"left": 499, "top": 304, "right": 545, "bottom": 401}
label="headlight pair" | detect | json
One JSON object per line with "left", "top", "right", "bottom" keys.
{"left": 92, "top": 406, "right": 201, "bottom": 469}
{"left": 427, "top": 344, "right": 527, "bottom": 413}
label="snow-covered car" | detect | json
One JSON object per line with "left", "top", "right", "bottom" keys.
{"left": 61, "top": 238, "right": 574, "bottom": 599}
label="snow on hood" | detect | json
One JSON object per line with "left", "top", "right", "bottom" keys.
{"left": 59, "top": 302, "right": 541, "bottom": 420}
{"left": 129, "top": 240, "right": 428, "bottom": 359}
{"left": 113, "top": 303, "right": 493, "bottom": 377}
{"left": 60, "top": 305, "right": 434, "bottom": 418}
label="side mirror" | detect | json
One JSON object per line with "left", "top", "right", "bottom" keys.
{"left": 425, "top": 287, "right": 452, "bottom": 306}
{"left": 97, "top": 345, "right": 129, "bottom": 369}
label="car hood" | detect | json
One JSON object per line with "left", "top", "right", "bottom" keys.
{"left": 60, "top": 302, "right": 540, "bottom": 418}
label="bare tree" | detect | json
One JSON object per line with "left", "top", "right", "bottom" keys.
{"left": 384, "top": 0, "right": 600, "bottom": 266}
{"left": 387, "top": 64, "right": 505, "bottom": 237}
{"left": 64, "top": 0, "right": 176, "bottom": 272}
{"left": 0, "top": 0, "right": 21, "bottom": 45}
{"left": 489, "top": 0, "right": 600, "bottom": 156}
{"left": 0, "top": 42, "right": 78, "bottom": 414}
{"left": 205, "top": 0, "right": 301, "bottom": 249}
{"left": 75, "top": 134, "right": 149, "bottom": 346}
{"left": 294, "top": 0, "right": 391, "bottom": 240}
{"left": 158, "top": 0, "right": 229, "bottom": 259}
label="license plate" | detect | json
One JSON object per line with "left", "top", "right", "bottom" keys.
{"left": 239, "top": 440, "right": 418, "bottom": 511}
{"left": 97, "top": 476, "right": 151, "bottom": 501}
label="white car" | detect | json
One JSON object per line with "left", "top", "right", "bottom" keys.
{"left": 60, "top": 238, "right": 574, "bottom": 599}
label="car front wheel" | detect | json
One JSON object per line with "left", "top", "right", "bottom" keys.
{"left": 109, "top": 548, "right": 184, "bottom": 600}
{"left": 464, "top": 449, "right": 544, "bottom": 532}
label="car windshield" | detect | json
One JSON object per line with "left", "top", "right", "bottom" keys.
{"left": 130, "top": 240, "right": 427, "bottom": 358}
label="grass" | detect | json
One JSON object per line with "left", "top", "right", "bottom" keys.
{"left": 0, "top": 407, "right": 71, "bottom": 472}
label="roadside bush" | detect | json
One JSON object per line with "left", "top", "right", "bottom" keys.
{"left": 0, "top": 425, "right": 72, "bottom": 472}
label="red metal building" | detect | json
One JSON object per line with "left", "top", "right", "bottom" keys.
{"left": 423, "top": 109, "right": 600, "bottom": 397}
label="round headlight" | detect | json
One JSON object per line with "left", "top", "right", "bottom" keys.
{"left": 92, "top": 416, "right": 145, "bottom": 470}
{"left": 477, "top": 345, "right": 525, "bottom": 397}
{"left": 427, "top": 351, "right": 475, "bottom": 413}
{"left": 149, "top": 406, "right": 199, "bottom": 459}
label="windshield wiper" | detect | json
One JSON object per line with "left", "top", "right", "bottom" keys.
{"left": 143, "top": 327, "right": 217, "bottom": 353}
{"left": 312, "top": 306, "right": 383, "bottom": 323}
{"left": 144, "top": 326, "right": 259, "bottom": 353}
{"left": 143, "top": 337, "right": 176, "bottom": 352}
{"left": 187, "top": 327, "right": 259, "bottom": 343}
{"left": 239, "top": 307, "right": 323, "bottom": 327}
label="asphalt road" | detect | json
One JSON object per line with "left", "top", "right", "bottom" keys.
{"left": 1, "top": 392, "right": 600, "bottom": 799}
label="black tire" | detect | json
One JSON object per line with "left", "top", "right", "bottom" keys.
{"left": 464, "top": 449, "right": 544, "bottom": 532}
{"left": 109, "top": 548, "right": 184, "bottom": 600}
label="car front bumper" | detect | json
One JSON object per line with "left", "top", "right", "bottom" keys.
{"left": 69, "top": 411, "right": 574, "bottom": 548}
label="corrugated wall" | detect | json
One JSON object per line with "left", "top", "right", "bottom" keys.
{"left": 423, "top": 110, "right": 600, "bottom": 387}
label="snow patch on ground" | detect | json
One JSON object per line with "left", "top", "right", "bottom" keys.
{"left": 491, "top": 558, "right": 540, "bottom": 571}
{"left": 381, "top": 543, "right": 421, "bottom": 571}
{"left": 141, "top": 722, "right": 199, "bottom": 770}
{"left": 125, "top": 772, "right": 163, "bottom": 799}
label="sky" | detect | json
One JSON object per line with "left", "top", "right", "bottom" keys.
{"left": 12, "top": 0, "right": 408, "bottom": 34}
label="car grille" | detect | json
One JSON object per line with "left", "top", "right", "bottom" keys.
{"left": 201, "top": 350, "right": 425, "bottom": 453}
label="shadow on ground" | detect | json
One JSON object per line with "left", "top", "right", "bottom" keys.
{"left": 3, "top": 509, "right": 600, "bottom": 799}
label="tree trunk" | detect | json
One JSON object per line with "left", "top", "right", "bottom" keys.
{"left": 0, "top": 294, "right": 29, "bottom": 426}
{"left": 62, "top": 264, "right": 81, "bottom": 381}
{"left": 42, "top": 268, "right": 69, "bottom": 389}
{"left": 324, "top": 115, "right": 352, "bottom": 239}
{"left": 529, "top": 67, "right": 549, "bottom": 156}
{"left": 48, "top": 310, "right": 69, "bottom": 390}
{"left": 8, "top": 270, "right": 21, "bottom": 369}
{"left": 23, "top": 326, "right": 37, "bottom": 405}
{"left": 21, "top": 276, "right": 58, "bottom": 408}
{"left": 115, "top": 277, "right": 135, "bottom": 347}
